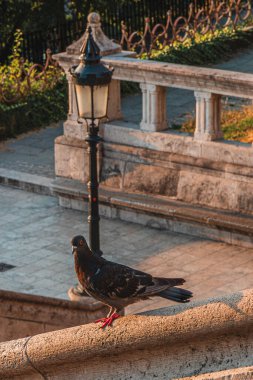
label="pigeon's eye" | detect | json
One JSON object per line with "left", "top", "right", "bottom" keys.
{"left": 79, "top": 240, "right": 84, "bottom": 246}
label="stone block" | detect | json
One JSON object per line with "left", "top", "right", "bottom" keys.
{"left": 0, "top": 317, "right": 44, "bottom": 342}
{"left": 63, "top": 120, "right": 87, "bottom": 140}
{"left": 55, "top": 139, "right": 88, "bottom": 182}
{"left": 123, "top": 163, "right": 180, "bottom": 196}
{"left": 99, "top": 204, "right": 118, "bottom": 219}
{"left": 0, "top": 290, "right": 107, "bottom": 342}
{"left": 100, "top": 158, "right": 125, "bottom": 189}
{"left": 237, "top": 182, "right": 253, "bottom": 213}
{"left": 177, "top": 171, "right": 239, "bottom": 211}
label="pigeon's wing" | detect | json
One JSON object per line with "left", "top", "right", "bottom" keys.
{"left": 89, "top": 262, "right": 175, "bottom": 299}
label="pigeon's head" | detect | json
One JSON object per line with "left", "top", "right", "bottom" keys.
{"left": 71, "top": 235, "right": 89, "bottom": 254}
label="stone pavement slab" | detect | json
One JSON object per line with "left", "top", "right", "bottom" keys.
{"left": 0, "top": 123, "right": 62, "bottom": 178}
{"left": 0, "top": 185, "right": 253, "bottom": 315}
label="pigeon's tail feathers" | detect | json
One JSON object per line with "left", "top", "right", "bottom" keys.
{"left": 156, "top": 277, "right": 186, "bottom": 287}
{"left": 158, "top": 286, "right": 193, "bottom": 303}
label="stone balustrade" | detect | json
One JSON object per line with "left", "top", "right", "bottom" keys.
{"left": 54, "top": 13, "right": 253, "bottom": 143}
{"left": 101, "top": 55, "right": 253, "bottom": 141}
{"left": 0, "top": 288, "right": 253, "bottom": 379}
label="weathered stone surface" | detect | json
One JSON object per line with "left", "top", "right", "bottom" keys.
{"left": 55, "top": 138, "right": 88, "bottom": 182}
{"left": 0, "top": 289, "right": 253, "bottom": 379}
{"left": 177, "top": 171, "right": 253, "bottom": 213}
{"left": 123, "top": 163, "right": 179, "bottom": 196}
{"left": 55, "top": 136, "right": 103, "bottom": 183}
{"left": 183, "top": 366, "right": 253, "bottom": 380}
{"left": 0, "top": 290, "right": 107, "bottom": 343}
{"left": 177, "top": 171, "right": 238, "bottom": 210}
{"left": 100, "top": 158, "right": 124, "bottom": 189}
{"left": 102, "top": 55, "right": 253, "bottom": 99}
{"left": 237, "top": 182, "right": 253, "bottom": 212}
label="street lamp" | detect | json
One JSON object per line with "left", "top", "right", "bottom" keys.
{"left": 70, "top": 26, "right": 113, "bottom": 255}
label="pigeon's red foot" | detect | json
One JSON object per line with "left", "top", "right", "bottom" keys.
{"left": 95, "top": 313, "right": 121, "bottom": 328}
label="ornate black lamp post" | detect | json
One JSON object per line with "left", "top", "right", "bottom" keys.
{"left": 70, "top": 27, "right": 113, "bottom": 255}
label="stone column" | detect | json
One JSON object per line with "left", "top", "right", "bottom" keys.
{"left": 194, "top": 91, "right": 223, "bottom": 141}
{"left": 140, "top": 83, "right": 168, "bottom": 132}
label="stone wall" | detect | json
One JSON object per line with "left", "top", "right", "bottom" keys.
{"left": 0, "top": 289, "right": 107, "bottom": 343}
{"left": 100, "top": 123, "right": 253, "bottom": 214}
{"left": 0, "top": 288, "right": 253, "bottom": 379}
{"left": 55, "top": 123, "right": 253, "bottom": 215}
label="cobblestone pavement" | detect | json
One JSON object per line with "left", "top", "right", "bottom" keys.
{"left": 0, "top": 186, "right": 253, "bottom": 314}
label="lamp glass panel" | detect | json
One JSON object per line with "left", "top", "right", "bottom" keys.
{"left": 93, "top": 85, "right": 109, "bottom": 118}
{"left": 75, "top": 85, "right": 91, "bottom": 118}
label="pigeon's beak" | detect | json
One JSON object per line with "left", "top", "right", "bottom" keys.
{"left": 72, "top": 245, "right": 77, "bottom": 254}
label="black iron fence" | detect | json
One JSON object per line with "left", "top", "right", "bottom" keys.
{"left": 121, "top": 0, "right": 252, "bottom": 56}
{"left": 0, "top": 0, "right": 252, "bottom": 64}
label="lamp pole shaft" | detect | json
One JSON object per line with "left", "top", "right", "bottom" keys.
{"left": 85, "top": 125, "right": 102, "bottom": 256}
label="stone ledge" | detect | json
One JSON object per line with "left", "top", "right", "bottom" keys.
{"left": 1, "top": 169, "right": 253, "bottom": 247}
{"left": 0, "top": 289, "right": 103, "bottom": 312}
{"left": 100, "top": 123, "right": 253, "bottom": 167}
{"left": 0, "top": 288, "right": 252, "bottom": 379}
{"left": 0, "top": 289, "right": 107, "bottom": 343}
{"left": 183, "top": 366, "right": 253, "bottom": 380}
{"left": 54, "top": 44, "right": 253, "bottom": 99}
{"left": 0, "top": 168, "right": 53, "bottom": 196}
{"left": 52, "top": 177, "right": 253, "bottom": 247}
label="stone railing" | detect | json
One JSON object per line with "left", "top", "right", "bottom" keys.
{"left": 103, "top": 56, "right": 253, "bottom": 140}
{"left": 0, "top": 288, "right": 253, "bottom": 379}
{"left": 54, "top": 13, "right": 253, "bottom": 143}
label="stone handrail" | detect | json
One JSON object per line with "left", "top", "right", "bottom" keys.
{"left": 104, "top": 56, "right": 253, "bottom": 99}
{"left": 1, "top": 288, "right": 253, "bottom": 379}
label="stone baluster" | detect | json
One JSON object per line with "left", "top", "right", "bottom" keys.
{"left": 194, "top": 91, "right": 223, "bottom": 141}
{"left": 107, "top": 79, "right": 122, "bottom": 121}
{"left": 140, "top": 83, "right": 168, "bottom": 132}
{"left": 66, "top": 71, "right": 78, "bottom": 121}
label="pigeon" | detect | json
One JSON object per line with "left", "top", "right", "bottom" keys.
{"left": 71, "top": 235, "right": 193, "bottom": 328}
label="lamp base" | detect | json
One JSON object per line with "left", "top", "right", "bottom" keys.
{"left": 68, "top": 284, "right": 90, "bottom": 302}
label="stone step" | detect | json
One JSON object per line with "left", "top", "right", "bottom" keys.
{"left": 52, "top": 177, "right": 253, "bottom": 248}
{"left": 0, "top": 168, "right": 53, "bottom": 196}
{"left": 1, "top": 168, "right": 252, "bottom": 247}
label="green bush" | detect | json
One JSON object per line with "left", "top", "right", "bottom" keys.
{"left": 0, "top": 79, "right": 67, "bottom": 139}
{"left": 0, "top": 30, "right": 67, "bottom": 140}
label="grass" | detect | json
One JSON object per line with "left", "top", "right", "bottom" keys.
{"left": 173, "top": 105, "right": 253, "bottom": 143}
